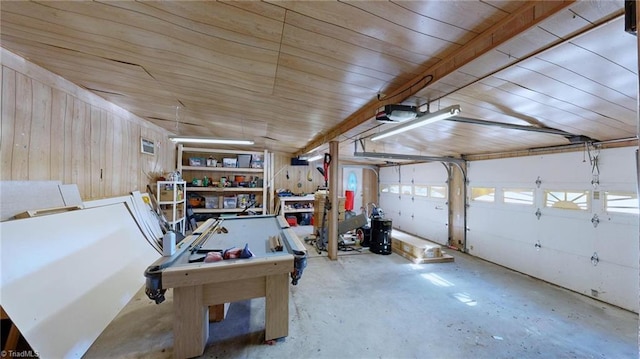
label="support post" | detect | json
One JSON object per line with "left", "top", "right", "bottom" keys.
{"left": 328, "top": 140, "right": 339, "bottom": 260}
{"left": 635, "top": 0, "right": 640, "bottom": 320}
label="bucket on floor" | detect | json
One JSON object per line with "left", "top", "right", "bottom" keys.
{"left": 370, "top": 218, "right": 392, "bottom": 255}
{"left": 286, "top": 216, "right": 298, "bottom": 227}
{"left": 345, "top": 190, "right": 354, "bottom": 211}
{"left": 300, "top": 213, "right": 311, "bottom": 225}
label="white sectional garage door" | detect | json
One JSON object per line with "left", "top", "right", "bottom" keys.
{"left": 379, "top": 162, "right": 449, "bottom": 245}
{"left": 466, "top": 147, "right": 638, "bottom": 312}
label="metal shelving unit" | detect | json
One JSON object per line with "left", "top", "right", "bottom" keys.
{"left": 156, "top": 180, "right": 186, "bottom": 234}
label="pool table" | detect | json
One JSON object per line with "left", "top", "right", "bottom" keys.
{"left": 144, "top": 215, "right": 307, "bottom": 358}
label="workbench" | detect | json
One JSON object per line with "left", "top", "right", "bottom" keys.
{"left": 144, "top": 215, "right": 307, "bottom": 358}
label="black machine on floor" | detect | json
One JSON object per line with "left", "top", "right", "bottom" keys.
{"left": 356, "top": 203, "right": 392, "bottom": 255}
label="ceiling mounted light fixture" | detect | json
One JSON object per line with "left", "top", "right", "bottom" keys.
{"left": 371, "top": 105, "right": 461, "bottom": 141}
{"left": 306, "top": 154, "right": 323, "bottom": 162}
{"left": 169, "top": 136, "right": 254, "bottom": 145}
{"left": 375, "top": 104, "right": 419, "bottom": 123}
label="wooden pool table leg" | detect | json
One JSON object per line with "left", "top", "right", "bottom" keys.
{"left": 265, "top": 272, "right": 289, "bottom": 340}
{"left": 173, "top": 285, "right": 209, "bottom": 358}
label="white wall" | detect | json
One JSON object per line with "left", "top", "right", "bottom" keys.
{"left": 466, "top": 147, "right": 638, "bottom": 312}
{"left": 379, "top": 162, "right": 449, "bottom": 245}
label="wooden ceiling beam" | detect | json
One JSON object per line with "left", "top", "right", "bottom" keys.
{"left": 297, "top": 0, "right": 576, "bottom": 156}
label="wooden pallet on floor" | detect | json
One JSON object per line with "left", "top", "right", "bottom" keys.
{"left": 391, "top": 230, "right": 454, "bottom": 264}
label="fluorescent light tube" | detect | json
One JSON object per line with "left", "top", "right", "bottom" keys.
{"left": 169, "top": 136, "right": 254, "bottom": 145}
{"left": 306, "top": 154, "right": 323, "bottom": 162}
{"left": 371, "top": 105, "right": 461, "bottom": 141}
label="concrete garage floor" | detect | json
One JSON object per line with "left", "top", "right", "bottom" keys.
{"left": 85, "top": 235, "right": 638, "bottom": 359}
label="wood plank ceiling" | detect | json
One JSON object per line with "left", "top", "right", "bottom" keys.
{"left": 0, "top": 1, "right": 636, "bottom": 164}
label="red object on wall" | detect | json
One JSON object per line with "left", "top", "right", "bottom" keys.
{"left": 345, "top": 190, "right": 354, "bottom": 211}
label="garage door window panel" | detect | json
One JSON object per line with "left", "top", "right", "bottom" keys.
{"left": 503, "top": 188, "right": 535, "bottom": 205}
{"left": 471, "top": 187, "right": 495, "bottom": 203}
{"left": 604, "top": 191, "right": 639, "bottom": 215}
{"left": 544, "top": 190, "right": 590, "bottom": 211}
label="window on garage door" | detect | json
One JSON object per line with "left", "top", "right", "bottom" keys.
{"left": 430, "top": 185, "right": 447, "bottom": 199}
{"left": 604, "top": 191, "right": 639, "bottom": 215}
{"left": 544, "top": 190, "right": 590, "bottom": 210}
{"left": 503, "top": 188, "right": 534, "bottom": 205}
{"left": 414, "top": 185, "right": 428, "bottom": 197}
{"left": 471, "top": 187, "right": 495, "bottom": 202}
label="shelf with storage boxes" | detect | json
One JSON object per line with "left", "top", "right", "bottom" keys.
{"left": 177, "top": 145, "right": 269, "bottom": 218}
{"left": 156, "top": 180, "right": 186, "bottom": 234}
{"left": 276, "top": 194, "right": 315, "bottom": 226}
{"left": 312, "top": 191, "right": 346, "bottom": 234}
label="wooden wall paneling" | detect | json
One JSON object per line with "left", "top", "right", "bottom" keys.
{"left": 90, "top": 106, "right": 102, "bottom": 199}
{"left": 139, "top": 125, "right": 163, "bottom": 183}
{"left": 0, "top": 49, "right": 155, "bottom": 126}
{"left": 129, "top": 121, "right": 138, "bottom": 192}
{"left": 102, "top": 111, "right": 118, "bottom": 197}
{"left": 82, "top": 101, "right": 92, "bottom": 195}
{"left": 98, "top": 108, "right": 108, "bottom": 198}
{"left": 130, "top": 124, "right": 137, "bottom": 192}
{"left": 110, "top": 111, "right": 122, "bottom": 196}
{"left": 123, "top": 118, "right": 132, "bottom": 193}
{"left": 1, "top": 54, "right": 177, "bottom": 200}
{"left": 271, "top": 152, "right": 327, "bottom": 196}
{"left": 130, "top": 121, "right": 141, "bottom": 192}
{"left": 62, "top": 92, "right": 73, "bottom": 185}
{"left": 12, "top": 71, "right": 30, "bottom": 180}
{"left": 120, "top": 117, "right": 132, "bottom": 194}
{"left": 1, "top": 67, "right": 16, "bottom": 180}
{"left": 29, "top": 80, "right": 51, "bottom": 180}
{"left": 50, "top": 89, "right": 66, "bottom": 182}
{"left": 70, "top": 98, "right": 85, "bottom": 194}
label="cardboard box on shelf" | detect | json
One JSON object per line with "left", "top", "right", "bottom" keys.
{"left": 159, "top": 189, "right": 183, "bottom": 201}
{"left": 162, "top": 208, "right": 184, "bottom": 219}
